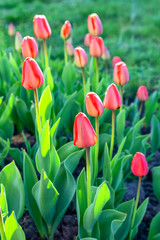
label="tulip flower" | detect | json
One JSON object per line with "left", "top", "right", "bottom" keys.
{"left": 112, "top": 56, "right": 121, "bottom": 67}
{"left": 74, "top": 112, "right": 97, "bottom": 206}
{"left": 85, "top": 92, "right": 104, "bottom": 181}
{"left": 88, "top": 13, "right": 103, "bottom": 36}
{"left": 103, "top": 84, "right": 121, "bottom": 159}
{"left": 84, "top": 33, "right": 94, "bottom": 47}
{"left": 8, "top": 22, "right": 15, "bottom": 36}
{"left": 66, "top": 41, "right": 74, "bottom": 57}
{"left": 89, "top": 37, "right": 104, "bottom": 92}
{"left": 74, "top": 47, "right": 88, "bottom": 99}
{"left": 102, "top": 46, "right": 110, "bottom": 60}
{"left": 22, "top": 36, "right": 38, "bottom": 58}
{"left": 113, "top": 61, "right": 129, "bottom": 110}
{"left": 15, "top": 32, "right": 23, "bottom": 52}
{"left": 137, "top": 86, "right": 148, "bottom": 116}
{"left": 33, "top": 15, "right": 51, "bottom": 69}
{"left": 22, "top": 57, "right": 44, "bottom": 137}
{"left": 128, "top": 152, "right": 149, "bottom": 239}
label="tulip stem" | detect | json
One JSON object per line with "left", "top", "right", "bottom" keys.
{"left": 0, "top": 208, "right": 6, "bottom": 240}
{"left": 82, "top": 67, "right": 87, "bottom": 99}
{"left": 110, "top": 110, "right": 115, "bottom": 159}
{"left": 86, "top": 147, "right": 91, "bottom": 207}
{"left": 43, "top": 39, "right": 49, "bottom": 69}
{"left": 120, "top": 85, "right": 123, "bottom": 111}
{"left": 64, "top": 41, "right": 68, "bottom": 65}
{"left": 95, "top": 57, "right": 99, "bottom": 92}
{"left": 33, "top": 89, "right": 42, "bottom": 138}
{"left": 139, "top": 102, "right": 143, "bottom": 117}
{"left": 94, "top": 116, "right": 99, "bottom": 180}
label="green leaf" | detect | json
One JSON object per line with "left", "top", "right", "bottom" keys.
{"left": 9, "top": 147, "right": 23, "bottom": 169}
{"left": 62, "top": 62, "right": 76, "bottom": 95}
{"left": 0, "top": 94, "right": 14, "bottom": 128}
{"left": 50, "top": 118, "right": 60, "bottom": 143}
{"left": 64, "top": 149, "right": 85, "bottom": 173}
{"left": 5, "top": 212, "right": 26, "bottom": 240}
{"left": 57, "top": 141, "right": 79, "bottom": 162}
{"left": 152, "top": 166, "right": 160, "bottom": 203}
{"left": 9, "top": 52, "right": 21, "bottom": 80}
{"left": 0, "top": 184, "right": 8, "bottom": 215}
{"left": 103, "top": 143, "right": 112, "bottom": 184}
{"left": 0, "top": 161, "right": 25, "bottom": 220}
{"left": 111, "top": 137, "right": 126, "bottom": 168}
{"left": 0, "top": 137, "right": 10, "bottom": 165}
{"left": 145, "top": 91, "right": 158, "bottom": 126}
{"left": 116, "top": 109, "right": 125, "bottom": 147}
{"left": 43, "top": 67, "right": 54, "bottom": 91}
{"left": 83, "top": 182, "right": 110, "bottom": 233}
{"left": 40, "top": 86, "right": 52, "bottom": 127}
{"left": 130, "top": 134, "right": 150, "bottom": 155}
{"left": 148, "top": 212, "right": 160, "bottom": 240}
{"left": 151, "top": 115, "right": 160, "bottom": 153}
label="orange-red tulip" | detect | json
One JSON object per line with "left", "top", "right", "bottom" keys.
{"left": 74, "top": 47, "right": 88, "bottom": 68}
{"left": 22, "top": 36, "right": 38, "bottom": 58}
{"left": 85, "top": 92, "right": 104, "bottom": 117}
{"left": 102, "top": 46, "right": 110, "bottom": 60}
{"left": 112, "top": 56, "right": 121, "bottom": 67}
{"left": 137, "top": 86, "right": 148, "bottom": 102}
{"left": 131, "top": 152, "right": 149, "bottom": 177}
{"left": 33, "top": 15, "right": 51, "bottom": 39}
{"left": 22, "top": 57, "right": 44, "bottom": 89}
{"left": 66, "top": 41, "right": 74, "bottom": 56}
{"left": 8, "top": 23, "right": 15, "bottom": 36}
{"left": 61, "top": 20, "right": 71, "bottom": 40}
{"left": 88, "top": 13, "right": 103, "bottom": 36}
{"left": 84, "top": 33, "right": 94, "bottom": 47}
{"left": 15, "top": 32, "right": 23, "bottom": 52}
{"left": 113, "top": 61, "right": 129, "bottom": 85}
{"left": 74, "top": 112, "right": 97, "bottom": 148}
{"left": 103, "top": 83, "right": 121, "bottom": 110}
{"left": 89, "top": 36, "right": 104, "bottom": 58}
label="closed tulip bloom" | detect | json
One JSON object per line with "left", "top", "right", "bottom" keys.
{"left": 33, "top": 15, "right": 51, "bottom": 39}
{"left": 61, "top": 20, "right": 71, "bottom": 40}
{"left": 89, "top": 36, "right": 104, "bottom": 57}
{"left": 74, "top": 47, "right": 88, "bottom": 68}
{"left": 137, "top": 86, "right": 148, "bottom": 102}
{"left": 22, "top": 57, "right": 44, "bottom": 89}
{"left": 66, "top": 41, "right": 74, "bottom": 56}
{"left": 103, "top": 84, "right": 121, "bottom": 110}
{"left": 131, "top": 152, "right": 149, "bottom": 177}
{"left": 22, "top": 36, "right": 38, "bottom": 58}
{"left": 8, "top": 23, "right": 15, "bottom": 36}
{"left": 85, "top": 92, "right": 104, "bottom": 117}
{"left": 88, "top": 13, "right": 103, "bottom": 36}
{"left": 113, "top": 61, "right": 129, "bottom": 85}
{"left": 112, "top": 56, "right": 121, "bottom": 67}
{"left": 74, "top": 112, "right": 97, "bottom": 148}
{"left": 84, "top": 33, "right": 94, "bottom": 47}
{"left": 15, "top": 32, "right": 23, "bottom": 52}
{"left": 102, "top": 46, "right": 110, "bottom": 60}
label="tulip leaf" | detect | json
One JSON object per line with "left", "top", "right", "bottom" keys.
{"left": 0, "top": 161, "right": 25, "bottom": 221}
{"left": 9, "top": 52, "right": 21, "bottom": 80}
{"left": 152, "top": 166, "right": 160, "bottom": 203}
{"left": 130, "top": 134, "right": 150, "bottom": 155}
{"left": 64, "top": 149, "right": 85, "bottom": 174}
{"left": 5, "top": 212, "right": 26, "bottom": 240}
{"left": 40, "top": 85, "right": 52, "bottom": 127}
{"left": 50, "top": 118, "right": 60, "bottom": 143}
{"left": 83, "top": 182, "right": 110, "bottom": 233}
{"left": 148, "top": 212, "right": 160, "bottom": 240}
{"left": 151, "top": 115, "right": 160, "bottom": 153}
{"left": 43, "top": 67, "right": 54, "bottom": 91}
{"left": 62, "top": 62, "right": 76, "bottom": 95}
{"left": 48, "top": 143, "right": 60, "bottom": 182}
{"left": 57, "top": 141, "right": 79, "bottom": 162}
{"left": 0, "top": 93, "right": 14, "bottom": 128}
{"left": 9, "top": 147, "right": 23, "bottom": 169}
{"left": 0, "top": 184, "right": 8, "bottom": 216}
{"left": 116, "top": 109, "right": 125, "bottom": 147}
{"left": 103, "top": 142, "right": 112, "bottom": 184}
{"left": 145, "top": 91, "right": 158, "bottom": 126}
{"left": 111, "top": 137, "right": 126, "bottom": 168}
{"left": 0, "top": 137, "right": 10, "bottom": 164}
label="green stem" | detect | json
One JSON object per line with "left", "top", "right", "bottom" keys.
{"left": 86, "top": 147, "right": 91, "bottom": 207}
{"left": 94, "top": 116, "right": 99, "bottom": 180}
{"left": 110, "top": 110, "right": 115, "bottom": 159}
{"left": 33, "top": 89, "right": 42, "bottom": 138}
{"left": 43, "top": 39, "right": 49, "bottom": 69}
{"left": 120, "top": 85, "right": 123, "bottom": 111}
{"left": 0, "top": 208, "right": 6, "bottom": 240}
{"left": 95, "top": 57, "right": 99, "bottom": 92}
{"left": 64, "top": 41, "right": 68, "bottom": 65}
{"left": 139, "top": 102, "right": 143, "bottom": 117}
{"left": 82, "top": 67, "right": 86, "bottom": 100}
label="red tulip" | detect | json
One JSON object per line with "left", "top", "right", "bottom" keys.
{"left": 61, "top": 20, "right": 71, "bottom": 40}
{"left": 103, "top": 84, "right": 121, "bottom": 110}
{"left": 22, "top": 57, "right": 44, "bottom": 89}
{"left": 15, "top": 32, "right": 23, "bottom": 52}
{"left": 84, "top": 33, "right": 94, "bottom": 47}
{"left": 137, "top": 86, "right": 148, "bottom": 102}
{"left": 85, "top": 92, "right": 104, "bottom": 117}
{"left": 74, "top": 47, "right": 88, "bottom": 68}
{"left": 112, "top": 56, "right": 121, "bottom": 67}
{"left": 131, "top": 152, "right": 149, "bottom": 177}
{"left": 89, "top": 36, "right": 104, "bottom": 58}
{"left": 102, "top": 46, "right": 110, "bottom": 60}
{"left": 66, "top": 41, "right": 74, "bottom": 56}
{"left": 8, "top": 23, "right": 15, "bottom": 36}
{"left": 88, "top": 13, "right": 103, "bottom": 36}
{"left": 74, "top": 113, "right": 97, "bottom": 148}
{"left": 33, "top": 15, "right": 51, "bottom": 39}
{"left": 22, "top": 36, "right": 38, "bottom": 58}
{"left": 113, "top": 61, "right": 129, "bottom": 85}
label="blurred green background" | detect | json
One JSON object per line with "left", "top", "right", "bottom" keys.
{"left": 0, "top": 0, "right": 160, "bottom": 94}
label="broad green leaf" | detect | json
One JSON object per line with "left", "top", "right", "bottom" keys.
{"left": 103, "top": 143, "right": 112, "bottom": 184}
{"left": 40, "top": 86, "right": 52, "bottom": 127}
{"left": 152, "top": 166, "right": 160, "bottom": 203}
{"left": 0, "top": 120, "right": 14, "bottom": 141}
{"left": 151, "top": 115, "right": 160, "bottom": 153}
{"left": 62, "top": 62, "right": 76, "bottom": 95}
{"left": 130, "top": 134, "right": 150, "bottom": 155}
{"left": 43, "top": 67, "right": 54, "bottom": 91}
{"left": 0, "top": 94, "right": 14, "bottom": 128}
{"left": 64, "top": 149, "right": 85, "bottom": 173}
{"left": 116, "top": 109, "right": 125, "bottom": 147}
{"left": 9, "top": 147, "right": 23, "bottom": 169}
{"left": 145, "top": 91, "right": 158, "bottom": 126}
{"left": 0, "top": 161, "right": 25, "bottom": 220}
{"left": 111, "top": 137, "right": 126, "bottom": 168}
{"left": 0, "top": 184, "right": 8, "bottom": 215}
{"left": 148, "top": 212, "right": 160, "bottom": 240}
{"left": 57, "top": 141, "right": 79, "bottom": 162}
{"left": 0, "top": 137, "right": 10, "bottom": 165}
{"left": 115, "top": 188, "right": 127, "bottom": 207}
{"left": 48, "top": 143, "right": 60, "bottom": 182}
{"left": 50, "top": 118, "right": 60, "bottom": 143}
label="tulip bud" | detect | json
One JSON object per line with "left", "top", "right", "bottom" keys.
{"left": 103, "top": 83, "right": 121, "bottom": 110}
{"left": 88, "top": 13, "right": 103, "bottom": 36}
{"left": 8, "top": 23, "right": 15, "bottom": 36}
{"left": 60, "top": 20, "right": 71, "bottom": 40}
{"left": 66, "top": 41, "right": 74, "bottom": 56}
{"left": 137, "top": 86, "right": 148, "bottom": 102}
{"left": 102, "top": 46, "right": 110, "bottom": 60}
{"left": 33, "top": 15, "right": 51, "bottom": 39}
{"left": 89, "top": 36, "right": 104, "bottom": 58}
{"left": 113, "top": 61, "right": 129, "bottom": 86}
{"left": 22, "top": 57, "right": 44, "bottom": 89}
{"left": 84, "top": 33, "right": 94, "bottom": 47}
{"left": 112, "top": 56, "right": 121, "bottom": 67}
{"left": 22, "top": 36, "right": 38, "bottom": 58}
{"left": 73, "top": 112, "right": 97, "bottom": 148}
{"left": 85, "top": 92, "right": 104, "bottom": 117}
{"left": 74, "top": 47, "right": 88, "bottom": 68}
{"left": 15, "top": 32, "right": 23, "bottom": 52}
{"left": 131, "top": 152, "right": 149, "bottom": 177}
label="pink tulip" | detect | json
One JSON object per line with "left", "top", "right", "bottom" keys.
{"left": 85, "top": 92, "right": 104, "bottom": 117}
{"left": 22, "top": 36, "right": 38, "bottom": 58}
{"left": 112, "top": 56, "right": 121, "bottom": 67}
{"left": 8, "top": 23, "right": 15, "bottom": 36}
{"left": 84, "top": 33, "right": 94, "bottom": 47}
{"left": 103, "top": 83, "right": 121, "bottom": 110}
{"left": 137, "top": 86, "right": 148, "bottom": 102}
{"left": 60, "top": 20, "right": 71, "bottom": 40}
{"left": 74, "top": 47, "right": 88, "bottom": 68}
{"left": 33, "top": 15, "right": 51, "bottom": 39}
{"left": 131, "top": 152, "right": 149, "bottom": 177}
{"left": 89, "top": 36, "right": 104, "bottom": 57}
{"left": 66, "top": 41, "right": 74, "bottom": 56}
{"left": 15, "top": 32, "right": 23, "bottom": 52}
{"left": 88, "top": 13, "right": 103, "bottom": 36}
{"left": 102, "top": 46, "right": 110, "bottom": 60}
{"left": 113, "top": 61, "right": 129, "bottom": 85}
